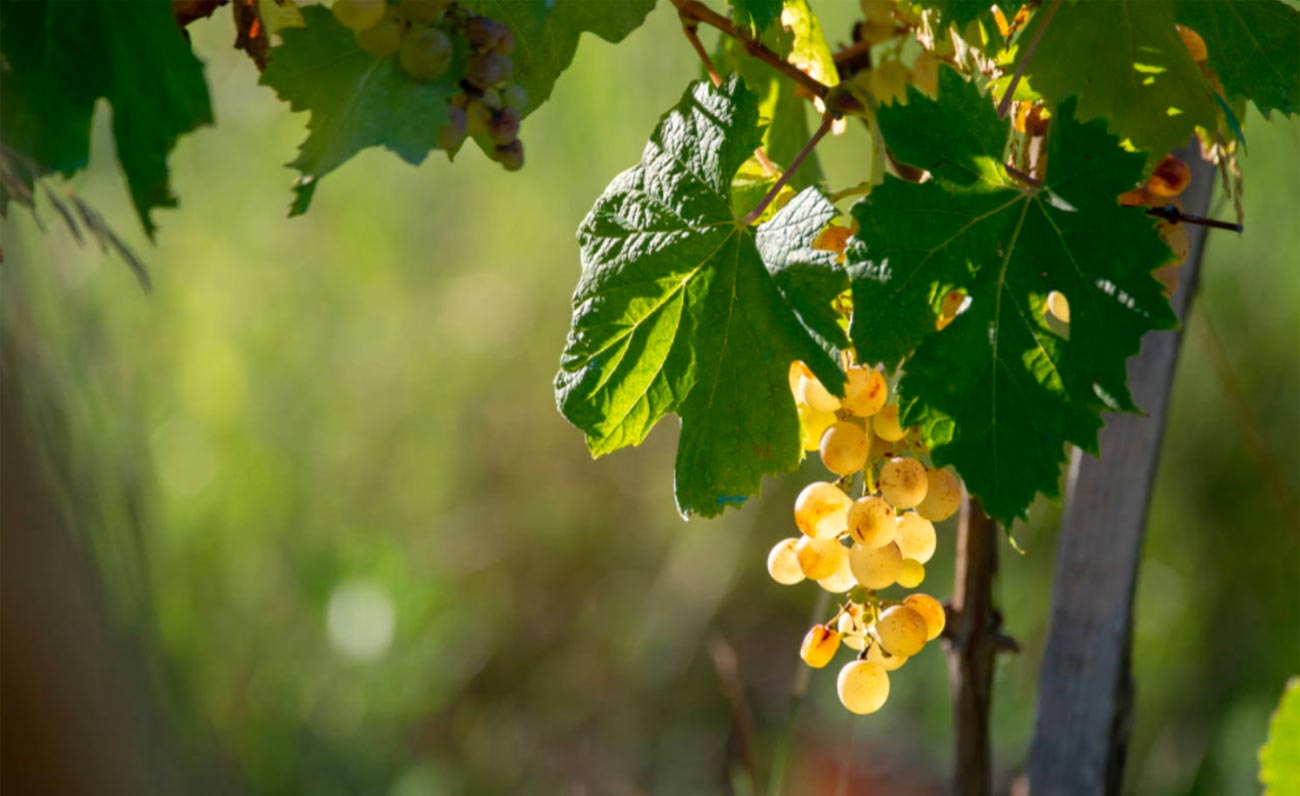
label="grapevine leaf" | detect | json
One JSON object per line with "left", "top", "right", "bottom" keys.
{"left": 1175, "top": 0, "right": 1300, "bottom": 117}
{"left": 916, "top": 0, "right": 1027, "bottom": 31}
{"left": 851, "top": 69, "right": 1176, "bottom": 523}
{"left": 1021, "top": 0, "right": 1217, "bottom": 163}
{"left": 260, "top": 6, "right": 468, "bottom": 215}
{"left": 555, "top": 78, "right": 843, "bottom": 517}
{"left": 466, "top": 0, "right": 656, "bottom": 117}
{"left": 0, "top": 0, "right": 213, "bottom": 236}
{"left": 1261, "top": 678, "right": 1300, "bottom": 795}
{"left": 731, "top": 0, "right": 783, "bottom": 33}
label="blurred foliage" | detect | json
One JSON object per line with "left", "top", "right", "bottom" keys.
{"left": 2, "top": 4, "right": 1297, "bottom": 795}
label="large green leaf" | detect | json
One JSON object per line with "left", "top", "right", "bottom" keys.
{"left": 1021, "top": 0, "right": 1217, "bottom": 161}
{"left": 555, "top": 78, "right": 844, "bottom": 517}
{"left": 850, "top": 69, "right": 1176, "bottom": 523}
{"left": 1175, "top": 0, "right": 1300, "bottom": 117}
{"left": 466, "top": 0, "right": 657, "bottom": 117}
{"left": 260, "top": 6, "right": 468, "bottom": 215}
{"left": 1261, "top": 678, "right": 1300, "bottom": 796}
{"left": 0, "top": 0, "right": 212, "bottom": 236}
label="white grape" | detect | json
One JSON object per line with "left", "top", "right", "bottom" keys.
{"left": 819, "top": 421, "right": 870, "bottom": 476}
{"left": 797, "top": 372, "right": 841, "bottom": 413}
{"left": 766, "top": 538, "right": 805, "bottom": 585}
{"left": 875, "top": 605, "right": 928, "bottom": 657}
{"left": 917, "top": 468, "right": 961, "bottom": 521}
{"left": 895, "top": 512, "right": 937, "bottom": 563}
{"left": 847, "top": 496, "right": 896, "bottom": 548}
{"left": 849, "top": 541, "right": 903, "bottom": 589}
{"left": 866, "top": 640, "right": 908, "bottom": 671}
{"left": 800, "top": 624, "right": 840, "bottom": 668}
{"left": 799, "top": 406, "right": 837, "bottom": 452}
{"left": 841, "top": 366, "right": 887, "bottom": 417}
{"left": 794, "top": 481, "right": 852, "bottom": 540}
{"left": 896, "top": 558, "right": 925, "bottom": 588}
{"left": 796, "top": 536, "right": 847, "bottom": 580}
{"left": 872, "top": 404, "right": 906, "bottom": 442}
{"left": 903, "top": 593, "right": 947, "bottom": 641}
{"left": 818, "top": 556, "right": 858, "bottom": 593}
{"left": 837, "top": 660, "right": 890, "bottom": 714}
{"left": 879, "top": 457, "right": 928, "bottom": 509}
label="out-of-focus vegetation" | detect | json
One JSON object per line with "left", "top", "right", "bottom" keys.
{"left": 2, "top": 4, "right": 1297, "bottom": 795}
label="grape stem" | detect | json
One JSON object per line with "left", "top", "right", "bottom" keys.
{"left": 678, "top": 16, "right": 724, "bottom": 88}
{"left": 740, "top": 111, "right": 836, "bottom": 226}
{"left": 996, "top": 0, "right": 1063, "bottom": 118}
{"left": 670, "top": 0, "right": 832, "bottom": 100}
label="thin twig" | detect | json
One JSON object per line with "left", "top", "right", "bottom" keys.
{"left": 680, "top": 18, "right": 724, "bottom": 87}
{"left": 741, "top": 112, "right": 835, "bottom": 225}
{"left": 671, "top": 0, "right": 831, "bottom": 99}
{"left": 996, "top": 0, "right": 1062, "bottom": 118}
{"left": 1145, "top": 204, "right": 1243, "bottom": 233}
{"left": 1005, "top": 163, "right": 1042, "bottom": 188}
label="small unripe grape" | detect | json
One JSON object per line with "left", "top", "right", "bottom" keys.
{"left": 799, "top": 405, "right": 837, "bottom": 452}
{"left": 896, "top": 558, "right": 925, "bottom": 588}
{"left": 487, "top": 106, "right": 521, "bottom": 146}
{"left": 866, "top": 640, "right": 908, "bottom": 671}
{"left": 841, "top": 366, "right": 886, "bottom": 417}
{"left": 1046, "top": 290, "right": 1071, "bottom": 324}
{"left": 494, "top": 139, "right": 524, "bottom": 171}
{"left": 333, "top": 0, "right": 386, "bottom": 32}
{"left": 796, "top": 536, "right": 847, "bottom": 580}
{"left": 917, "top": 468, "right": 961, "bottom": 521}
{"left": 502, "top": 84, "right": 527, "bottom": 110}
{"left": 848, "top": 496, "right": 896, "bottom": 548}
{"left": 1148, "top": 155, "right": 1191, "bottom": 198}
{"left": 872, "top": 404, "right": 905, "bottom": 441}
{"left": 819, "top": 421, "right": 870, "bottom": 476}
{"left": 879, "top": 456, "right": 928, "bottom": 509}
{"left": 797, "top": 372, "right": 841, "bottom": 412}
{"left": 875, "top": 604, "right": 928, "bottom": 657}
{"left": 357, "top": 15, "right": 405, "bottom": 57}
{"left": 818, "top": 556, "right": 858, "bottom": 593}
{"left": 766, "top": 537, "right": 805, "bottom": 585}
{"left": 1176, "top": 23, "right": 1207, "bottom": 63}
{"left": 794, "top": 481, "right": 852, "bottom": 540}
{"left": 478, "top": 88, "right": 503, "bottom": 110}
{"left": 895, "top": 512, "right": 937, "bottom": 563}
{"left": 399, "top": 25, "right": 453, "bottom": 81}
{"left": 837, "top": 660, "right": 890, "bottom": 714}
{"left": 466, "top": 51, "right": 513, "bottom": 89}
{"left": 800, "top": 624, "right": 841, "bottom": 669}
{"left": 849, "top": 541, "right": 902, "bottom": 589}
{"left": 399, "top": 0, "right": 447, "bottom": 24}
{"left": 903, "top": 593, "right": 947, "bottom": 641}
{"left": 464, "top": 15, "right": 507, "bottom": 51}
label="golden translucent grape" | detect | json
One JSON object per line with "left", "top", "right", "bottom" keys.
{"left": 800, "top": 624, "right": 841, "bottom": 669}
{"left": 796, "top": 536, "right": 847, "bottom": 580}
{"left": 867, "top": 641, "right": 908, "bottom": 671}
{"left": 872, "top": 404, "right": 906, "bottom": 442}
{"left": 879, "top": 456, "right": 928, "bottom": 509}
{"left": 819, "top": 421, "right": 870, "bottom": 475}
{"left": 797, "top": 372, "right": 841, "bottom": 412}
{"left": 895, "top": 512, "right": 937, "bottom": 563}
{"left": 766, "top": 538, "right": 805, "bottom": 585}
{"left": 818, "top": 556, "right": 858, "bottom": 593}
{"left": 903, "top": 593, "right": 947, "bottom": 641}
{"left": 848, "top": 496, "right": 896, "bottom": 548}
{"left": 794, "top": 481, "right": 853, "bottom": 539}
{"left": 842, "top": 366, "right": 887, "bottom": 417}
{"left": 798, "top": 406, "right": 837, "bottom": 452}
{"left": 896, "top": 558, "right": 925, "bottom": 588}
{"left": 917, "top": 468, "right": 961, "bottom": 521}
{"left": 837, "top": 660, "right": 890, "bottom": 714}
{"left": 875, "top": 605, "right": 928, "bottom": 657}
{"left": 849, "top": 541, "right": 903, "bottom": 589}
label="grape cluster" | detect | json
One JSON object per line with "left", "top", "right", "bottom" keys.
{"left": 332, "top": 0, "right": 527, "bottom": 169}
{"left": 767, "top": 361, "right": 962, "bottom": 714}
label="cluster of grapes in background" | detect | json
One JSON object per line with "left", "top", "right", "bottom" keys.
{"left": 766, "top": 361, "right": 962, "bottom": 714}
{"left": 332, "top": 0, "right": 527, "bottom": 170}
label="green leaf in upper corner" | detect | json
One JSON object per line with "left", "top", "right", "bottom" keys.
{"left": 849, "top": 69, "right": 1176, "bottom": 524}
{"left": 1175, "top": 0, "right": 1300, "bottom": 117}
{"left": 916, "top": 0, "right": 1027, "bottom": 32}
{"left": 261, "top": 6, "right": 468, "bottom": 214}
{"left": 1261, "top": 678, "right": 1300, "bottom": 796}
{"left": 0, "top": 0, "right": 212, "bottom": 236}
{"left": 1021, "top": 0, "right": 1217, "bottom": 163}
{"left": 555, "top": 77, "right": 844, "bottom": 517}
{"left": 465, "top": 0, "right": 656, "bottom": 117}
{"left": 731, "top": 0, "right": 783, "bottom": 32}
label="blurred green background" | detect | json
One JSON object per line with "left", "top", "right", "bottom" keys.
{"left": 2, "top": 4, "right": 1297, "bottom": 795}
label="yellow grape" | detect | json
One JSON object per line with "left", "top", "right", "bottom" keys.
{"left": 800, "top": 624, "right": 841, "bottom": 669}
{"left": 399, "top": 24, "right": 453, "bottom": 81}
{"left": 796, "top": 536, "right": 847, "bottom": 580}
{"left": 917, "top": 468, "right": 961, "bottom": 521}
{"left": 849, "top": 540, "right": 903, "bottom": 589}
{"left": 879, "top": 456, "right": 928, "bottom": 509}
{"left": 903, "top": 593, "right": 947, "bottom": 641}
{"left": 794, "top": 481, "right": 852, "bottom": 539}
{"left": 896, "top": 558, "right": 925, "bottom": 588}
{"left": 895, "top": 512, "right": 937, "bottom": 563}
{"left": 1046, "top": 290, "right": 1071, "bottom": 324}
{"left": 867, "top": 640, "right": 908, "bottom": 671}
{"left": 848, "top": 496, "right": 896, "bottom": 548}
{"left": 788, "top": 361, "right": 806, "bottom": 400}
{"left": 819, "top": 421, "right": 870, "bottom": 476}
{"left": 875, "top": 605, "right": 928, "bottom": 657}
{"left": 799, "top": 405, "right": 837, "bottom": 452}
{"left": 357, "top": 15, "right": 406, "bottom": 57}
{"left": 797, "top": 371, "right": 841, "bottom": 412}
{"left": 841, "top": 366, "right": 887, "bottom": 417}
{"left": 333, "top": 0, "right": 386, "bottom": 31}
{"left": 818, "top": 556, "right": 858, "bottom": 593}
{"left": 837, "top": 660, "right": 890, "bottom": 714}
{"left": 872, "top": 404, "right": 906, "bottom": 442}
{"left": 766, "top": 537, "right": 805, "bottom": 585}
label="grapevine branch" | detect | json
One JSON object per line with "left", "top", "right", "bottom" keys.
{"left": 669, "top": 0, "right": 831, "bottom": 100}
{"left": 996, "top": 0, "right": 1062, "bottom": 118}
{"left": 740, "top": 111, "right": 835, "bottom": 226}
{"left": 679, "top": 17, "right": 724, "bottom": 88}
